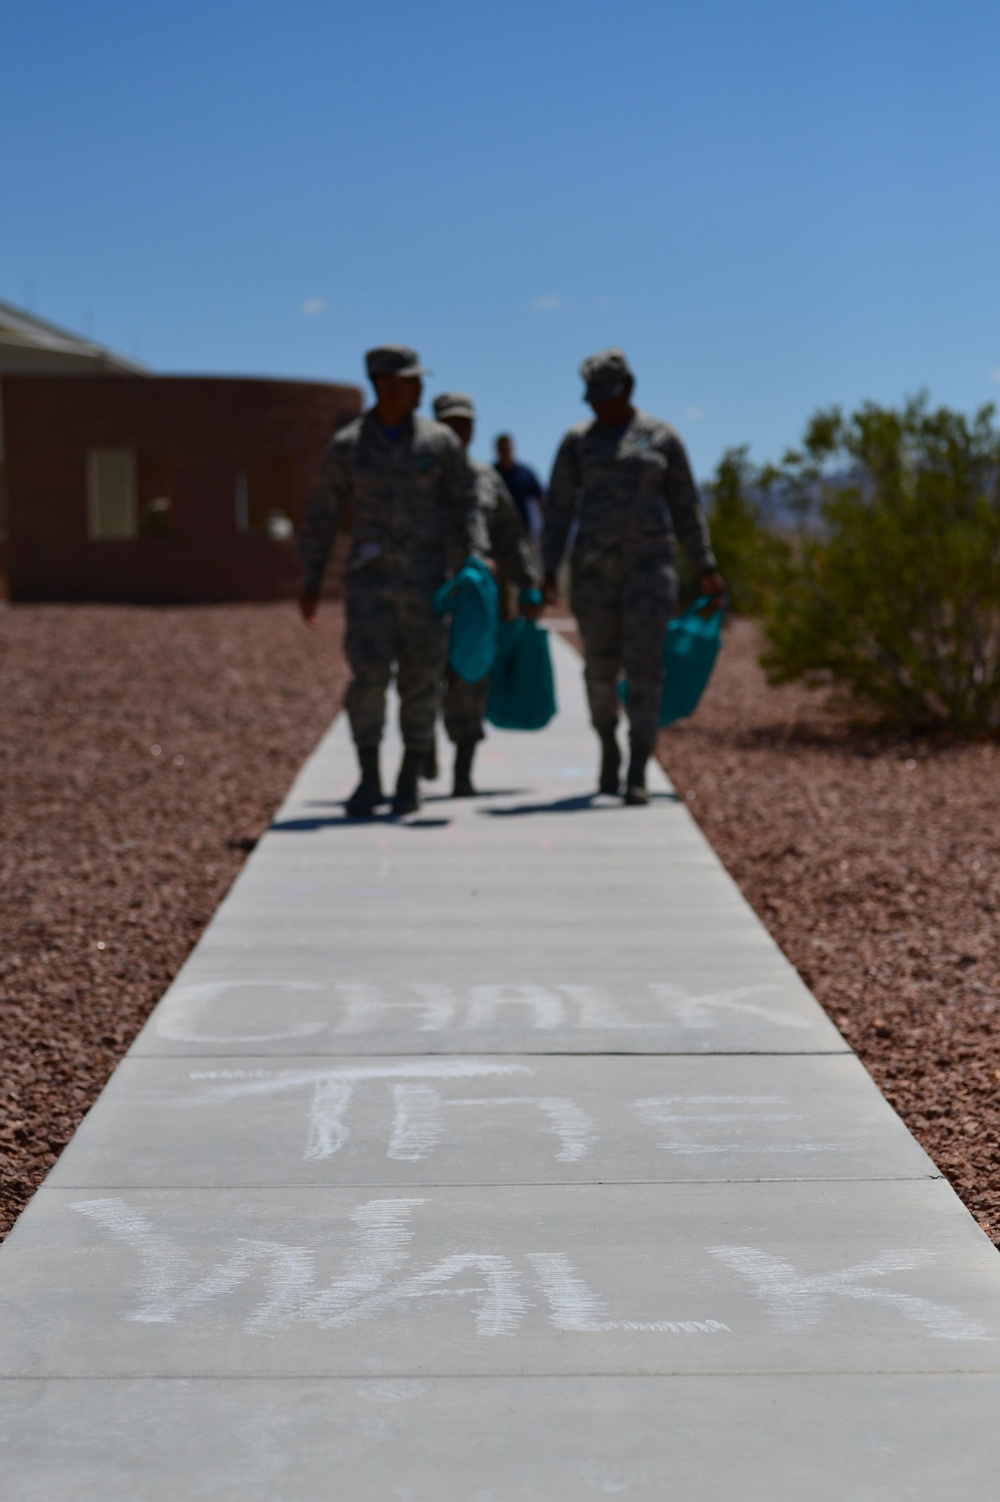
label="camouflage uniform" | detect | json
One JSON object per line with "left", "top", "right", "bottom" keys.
{"left": 443, "top": 458, "right": 541, "bottom": 745}
{"left": 544, "top": 400, "right": 716, "bottom": 749}
{"left": 300, "top": 410, "right": 485, "bottom": 754}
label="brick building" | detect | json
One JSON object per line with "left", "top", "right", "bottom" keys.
{"left": 0, "top": 300, "right": 361, "bottom": 602}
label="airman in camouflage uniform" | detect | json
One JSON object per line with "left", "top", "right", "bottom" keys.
{"left": 543, "top": 349, "right": 725, "bottom": 805}
{"left": 299, "top": 346, "right": 486, "bottom": 817}
{"left": 432, "top": 392, "right": 542, "bottom": 795}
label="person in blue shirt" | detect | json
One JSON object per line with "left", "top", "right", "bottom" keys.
{"left": 494, "top": 434, "right": 544, "bottom": 537}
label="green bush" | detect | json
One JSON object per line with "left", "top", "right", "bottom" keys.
{"left": 701, "top": 446, "right": 791, "bottom": 616}
{"left": 758, "top": 397, "right": 1000, "bottom": 733}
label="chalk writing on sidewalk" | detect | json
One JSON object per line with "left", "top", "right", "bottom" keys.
{"left": 71, "top": 1197, "right": 729, "bottom": 1338}
{"left": 185, "top": 1061, "right": 561, "bottom": 1162}
{"left": 180, "top": 1070, "right": 847, "bottom": 1164}
{"left": 709, "top": 1246, "right": 991, "bottom": 1341}
{"left": 634, "top": 1096, "right": 836, "bottom": 1156}
{"left": 67, "top": 1197, "right": 991, "bottom": 1343}
{"left": 156, "top": 980, "right": 817, "bottom": 1044}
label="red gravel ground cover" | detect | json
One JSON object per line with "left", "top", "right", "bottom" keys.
{"left": 657, "top": 618, "right": 1000, "bottom": 1243}
{"left": 0, "top": 602, "right": 346, "bottom": 1237}
{"left": 2, "top": 605, "right": 999, "bottom": 1246}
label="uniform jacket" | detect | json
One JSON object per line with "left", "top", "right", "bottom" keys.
{"left": 300, "top": 411, "right": 487, "bottom": 594}
{"left": 543, "top": 409, "right": 717, "bottom": 576}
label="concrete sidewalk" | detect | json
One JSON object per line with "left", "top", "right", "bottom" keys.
{"left": 2, "top": 633, "right": 1000, "bottom": 1498}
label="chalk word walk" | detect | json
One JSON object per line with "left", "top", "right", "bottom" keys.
{"left": 67, "top": 1197, "right": 989, "bottom": 1342}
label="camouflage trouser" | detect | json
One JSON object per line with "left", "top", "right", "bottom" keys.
{"left": 442, "top": 669, "right": 489, "bottom": 745}
{"left": 570, "top": 553, "right": 676, "bottom": 748}
{"left": 344, "top": 577, "right": 446, "bottom": 753}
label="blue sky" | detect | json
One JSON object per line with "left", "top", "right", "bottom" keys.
{"left": 3, "top": 0, "right": 999, "bottom": 479}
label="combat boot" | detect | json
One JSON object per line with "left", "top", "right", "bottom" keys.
{"left": 598, "top": 726, "right": 621, "bottom": 795}
{"left": 624, "top": 741, "right": 653, "bottom": 806}
{"left": 345, "top": 747, "right": 384, "bottom": 818}
{"left": 453, "top": 740, "right": 478, "bottom": 797}
{"left": 392, "top": 748, "right": 425, "bottom": 817}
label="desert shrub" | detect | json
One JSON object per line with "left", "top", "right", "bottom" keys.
{"left": 700, "top": 446, "right": 791, "bottom": 615}
{"left": 758, "top": 397, "right": 1000, "bottom": 733}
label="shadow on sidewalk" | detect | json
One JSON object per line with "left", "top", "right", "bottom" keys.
{"left": 269, "top": 813, "right": 453, "bottom": 832}
{"left": 301, "top": 789, "right": 531, "bottom": 807}
{"left": 481, "top": 791, "right": 680, "bottom": 817}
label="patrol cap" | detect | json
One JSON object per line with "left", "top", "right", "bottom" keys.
{"left": 365, "top": 345, "right": 430, "bottom": 380}
{"left": 580, "top": 347, "right": 633, "bottom": 401}
{"left": 432, "top": 391, "right": 476, "bottom": 421}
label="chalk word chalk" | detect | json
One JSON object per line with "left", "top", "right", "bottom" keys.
{"left": 186, "top": 1062, "right": 596, "bottom": 1164}
{"left": 709, "top": 1246, "right": 991, "bottom": 1342}
{"left": 70, "top": 1197, "right": 729, "bottom": 1338}
{"left": 155, "top": 980, "right": 815, "bottom": 1044}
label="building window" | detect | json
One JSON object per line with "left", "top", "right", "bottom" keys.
{"left": 87, "top": 449, "right": 137, "bottom": 539}
{"left": 86, "top": 449, "right": 173, "bottom": 539}
{"left": 234, "top": 456, "right": 300, "bottom": 541}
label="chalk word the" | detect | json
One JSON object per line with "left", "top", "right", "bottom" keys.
{"left": 183, "top": 1071, "right": 846, "bottom": 1165}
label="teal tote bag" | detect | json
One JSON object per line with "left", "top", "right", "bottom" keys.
{"left": 618, "top": 595, "right": 725, "bottom": 726}
{"left": 432, "top": 556, "right": 499, "bottom": 684}
{"left": 658, "top": 595, "right": 725, "bottom": 726}
{"left": 486, "top": 618, "right": 557, "bottom": 730}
